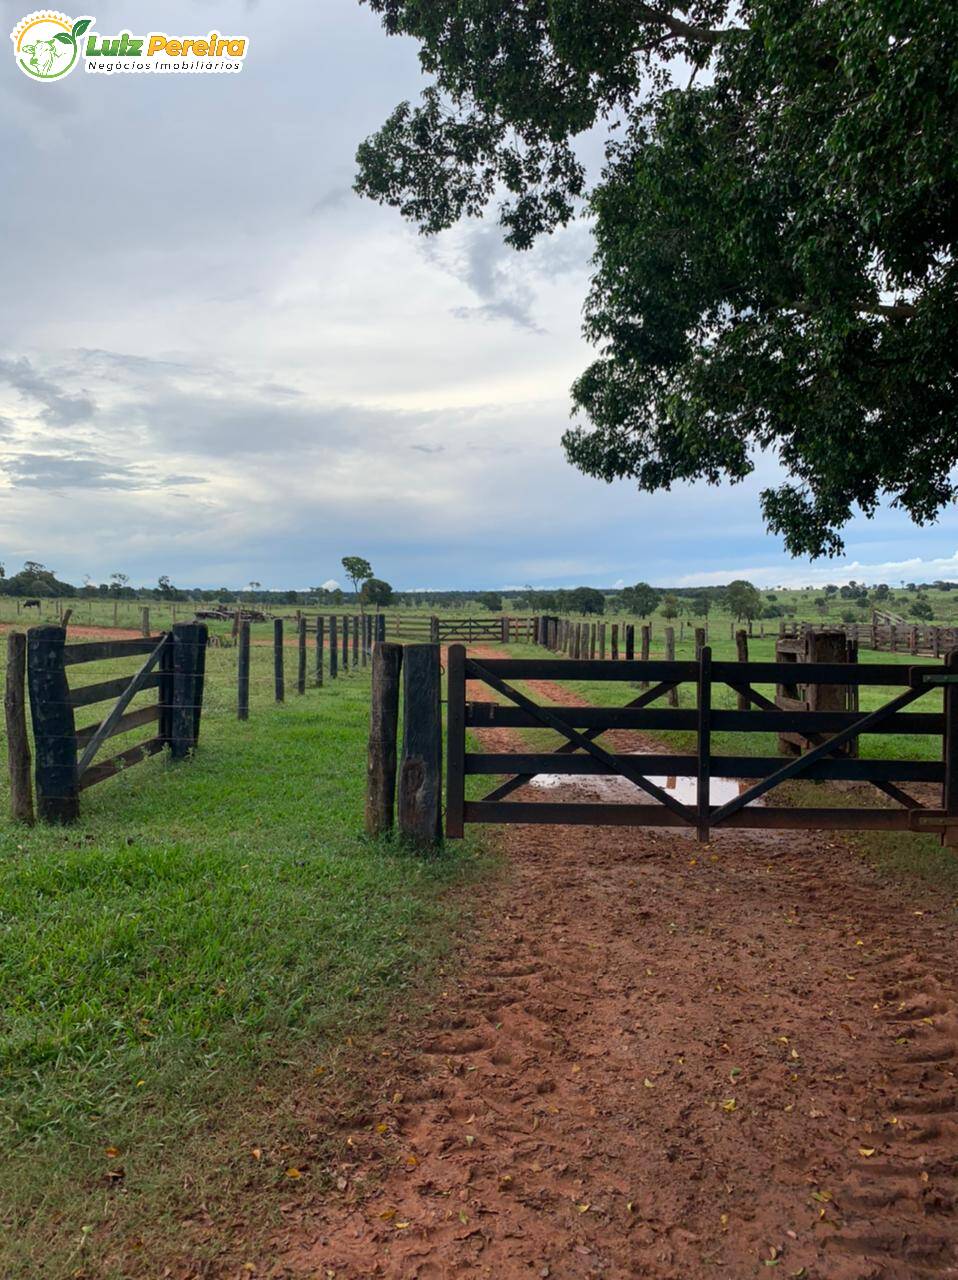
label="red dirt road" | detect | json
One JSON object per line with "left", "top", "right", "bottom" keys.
{"left": 265, "top": 674, "right": 958, "bottom": 1280}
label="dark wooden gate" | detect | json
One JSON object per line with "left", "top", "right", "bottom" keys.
{"left": 445, "top": 645, "right": 958, "bottom": 843}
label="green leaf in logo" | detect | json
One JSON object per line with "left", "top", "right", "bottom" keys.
{"left": 54, "top": 31, "right": 74, "bottom": 44}
{"left": 72, "top": 17, "right": 92, "bottom": 38}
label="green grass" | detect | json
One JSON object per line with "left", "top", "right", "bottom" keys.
{"left": 0, "top": 639, "right": 487, "bottom": 1277}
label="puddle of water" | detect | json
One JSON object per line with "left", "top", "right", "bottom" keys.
{"left": 528, "top": 771, "right": 754, "bottom": 804}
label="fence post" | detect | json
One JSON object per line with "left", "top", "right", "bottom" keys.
{"left": 590, "top": 623, "right": 597, "bottom": 659}
{"left": 501, "top": 616, "right": 509, "bottom": 644}
{"left": 341, "top": 615, "right": 349, "bottom": 671}
{"left": 330, "top": 616, "right": 338, "bottom": 679}
{"left": 598, "top": 622, "right": 607, "bottom": 659}
{"left": 445, "top": 643, "right": 466, "bottom": 838}
{"left": 429, "top": 616, "right": 440, "bottom": 644}
{"left": 735, "top": 629, "right": 749, "bottom": 711}
{"left": 640, "top": 624, "right": 651, "bottom": 690}
{"left": 694, "top": 626, "right": 706, "bottom": 660}
{"left": 171, "top": 622, "right": 207, "bottom": 759}
{"left": 274, "top": 618, "right": 285, "bottom": 702}
{"left": 611, "top": 623, "right": 619, "bottom": 661}
{"left": 625, "top": 624, "right": 635, "bottom": 661}
{"left": 5, "top": 632, "right": 34, "bottom": 824}
{"left": 665, "top": 626, "right": 678, "bottom": 706}
{"left": 353, "top": 615, "right": 360, "bottom": 668}
{"left": 140, "top": 606, "right": 150, "bottom": 637}
{"left": 942, "top": 648, "right": 958, "bottom": 848}
{"left": 26, "top": 626, "right": 77, "bottom": 823}
{"left": 297, "top": 616, "right": 307, "bottom": 694}
{"left": 696, "top": 644, "right": 712, "bottom": 843}
{"left": 376, "top": 613, "right": 386, "bottom": 644}
{"left": 315, "top": 616, "right": 325, "bottom": 687}
{"left": 398, "top": 644, "right": 443, "bottom": 847}
{"left": 237, "top": 620, "right": 251, "bottom": 720}
{"left": 366, "top": 642, "right": 403, "bottom": 837}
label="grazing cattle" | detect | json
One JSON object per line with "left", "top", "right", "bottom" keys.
{"left": 23, "top": 599, "right": 41, "bottom": 610}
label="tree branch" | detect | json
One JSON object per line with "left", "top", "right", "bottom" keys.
{"left": 788, "top": 299, "right": 917, "bottom": 319}
{"left": 633, "top": 4, "right": 748, "bottom": 45}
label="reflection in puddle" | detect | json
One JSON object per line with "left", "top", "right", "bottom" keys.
{"left": 528, "top": 772, "right": 755, "bottom": 805}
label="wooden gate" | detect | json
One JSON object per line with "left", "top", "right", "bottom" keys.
{"left": 27, "top": 622, "right": 208, "bottom": 823}
{"left": 445, "top": 645, "right": 958, "bottom": 843}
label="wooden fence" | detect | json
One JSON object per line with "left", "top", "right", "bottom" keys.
{"left": 445, "top": 646, "right": 958, "bottom": 845}
{"left": 780, "top": 619, "right": 958, "bottom": 657}
{"left": 10, "top": 623, "right": 208, "bottom": 824}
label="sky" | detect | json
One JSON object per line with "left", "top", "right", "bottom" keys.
{"left": 2, "top": 0, "right": 957, "bottom": 593}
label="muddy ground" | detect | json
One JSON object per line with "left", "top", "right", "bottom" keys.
{"left": 256, "top": 669, "right": 958, "bottom": 1280}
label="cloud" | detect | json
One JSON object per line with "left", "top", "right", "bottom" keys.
{"left": 0, "top": 355, "right": 95, "bottom": 426}
{"left": 0, "top": 452, "right": 204, "bottom": 493}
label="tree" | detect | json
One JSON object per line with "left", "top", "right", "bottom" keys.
{"left": 725, "top": 579, "right": 762, "bottom": 622}
{"left": 478, "top": 591, "right": 503, "bottom": 612}
{"left": 341, "top": 556, "right": 374, "bottom": 615}
{"left": 569, "top": 586, "right": 605, "bottom": 615}
{"left": 364, "top": 577, "right": 394, "bottom": 610}
{"left": 109, "top": 571, "right": 129, "bottom": 599}
{"left": 622, "top": 581, "right": 660, "bottom": 618}
{"left": 912, "top": 599, "right": 934, "bottom": 621}
{"left": 357, "top": 1, "right": 958, "bottom": 559}
{"left": 692, "top": 591, "right": 711, "bottom": 619}
{"left": 660, "top": 594, "right": 679, "bottom": 621}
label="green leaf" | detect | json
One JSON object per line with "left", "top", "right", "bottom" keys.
{"left": 72, "top": 17, "right": 92, "bottom": 37}
{"left": 54, "top": 32, "right": 74, "bottom": 44}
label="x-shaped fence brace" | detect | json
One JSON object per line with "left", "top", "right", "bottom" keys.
{"left": 464, "top": 652, "right": 943, "bottom": 842}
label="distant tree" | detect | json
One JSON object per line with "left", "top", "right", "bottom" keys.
{"left": 692, "top": 591, "right": 711, "bottom": 618}
{"left": 814, "top": 596, "right": 829, "bottom": 617}
{"left": 660, "top": 593, "right": 679, "bottom": 621}
{"left": 725, "top": 579, "right": 763, "bottom": 622}
{"left": 873, "top": 583, "right": 890, "bottom": 601}
{"left": 110, "top": 571, "right": 129, "bottom": 599}
{"left": 622, "top": 581, "right": 660, "bottom": 617}
{"left": 912, "top": 599, "right": 934, "bottom": 621}
{"left": 342, "top": 556, "right": 374, "bottom": 614}
{"left": 569, "top": 586, "right": 605, "bottom": 615}
{"left": 478, "top": 591, "right": 503, "bottom": 612}
{"left": 157, "top": 574, "right": 177, "bottom": 599}
{"left": 840, "top": 608, "right": 859, "bottom": 624}
{"left": 364, "top": 578, "right": 394, "bottom": 610}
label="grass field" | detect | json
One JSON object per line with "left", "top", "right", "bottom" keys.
{"left": 2, "top": 598, "right": 957, "bottom": 1273}
{"left": 0, "top": 637, "right": 486, "bottom": 1278}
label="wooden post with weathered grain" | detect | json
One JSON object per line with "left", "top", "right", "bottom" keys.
{"left": 26, "top": 626, "right": 77, "bottom": 823}
{"left": 353, "top": 615, "right": 360, "bottom": 668}
{"left": 398, "top": 644, "right": 443, "bottom": 848}
{"left": 315, "top": 616, "right": 325, "bottom": 687}
{"left": 237, "top": 620, "right": 251, "bottom": 720}
{"left": 735, "top": 629, "right": 749, "bottom": 710}
{"left": 430, "top": 616, "right": 440, "bottom": 644}
{"left": 366, "top": 642, "right": 403, "bottom": 837}
{"left": 694, "top": 626, "right": 706, "bottom": 660}
{"left": 172, "top": 622, "right": 207, "bottom": 758}
{"left": 297, "top": 616, "right": 307, "bottom": 694}
{"left": 140, "top": 606, "right": 150, "bottom": 637}
{"left": 5, "top": 631, "right": 34, "bottom": 823}
{"left": 590, "top": 623, "right": 597, "bottom": 659}
{"left": 376, "top": 613, "right": 386, "bottom": 644}
{"left": 341, "top": 615, "right": 349, "bottom": 671}
{"left": 611, "top": 624, "right": 619, "bottom": 661}
{"left": 665, "top": 626, "right": 678, "bottom": 705}
{"left": 329, "top": 615, "right": 338, "bottom": 679}
{"left": 273, "top": 618, "right": 285, "bottom": 702}
{"left": 445, "top": 643, "right": 466, "bottom": 838}
{"left": 942, "top": 648, "right": 958, "bottom": 848}
{"left": 625, "top": 624, "right": 635, "bottom": 661}
{"left": 640, "top": 624, "right": 651, "bottom": 690}
{"left": 598, "top": 622, "right": 607, "bottom": 659}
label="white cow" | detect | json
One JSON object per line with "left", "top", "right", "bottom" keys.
{"left": 22, "top": 37, "right": 70, "bottom": 76}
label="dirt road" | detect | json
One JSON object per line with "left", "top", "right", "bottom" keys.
{"left": 267, "top": 666, "right": 958, "bottom": 1280}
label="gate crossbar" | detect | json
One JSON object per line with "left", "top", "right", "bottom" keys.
{"left": 480, "top": 679, "right": 680, "bottom": 803}
{"left": 466, "top": 659, "right": 695, "bottom": 825}
{"left": 709, "top": 682, "right": 927, "bottom": 826}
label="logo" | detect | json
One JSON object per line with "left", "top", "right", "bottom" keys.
{"left": 11, "top": 11, "right": 91, "bottom": 80}
{"left": 10, "top": 13, "right": 248, "bottom": 79}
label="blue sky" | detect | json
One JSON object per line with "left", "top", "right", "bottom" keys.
{"left": 2, "top": 0, "right": 957, "bottom": 592}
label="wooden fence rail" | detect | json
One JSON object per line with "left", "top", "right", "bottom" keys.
{"left": 22, "top": 623, "right": 207, "bottom": 823}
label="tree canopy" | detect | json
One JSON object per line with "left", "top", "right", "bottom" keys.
{"left": 356, "top": 0, "right": 958, "bottom": 557}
